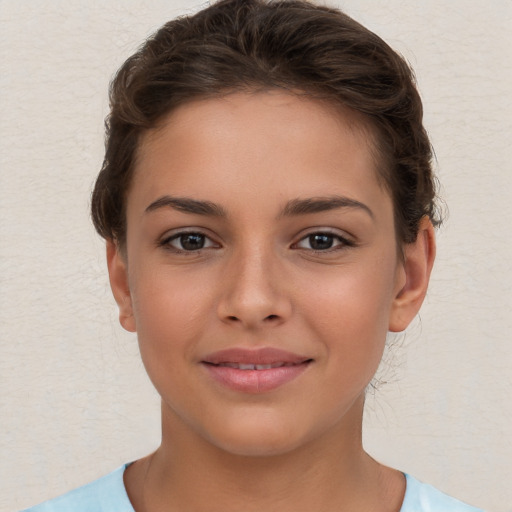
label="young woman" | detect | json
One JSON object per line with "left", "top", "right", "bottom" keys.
{"left": 22, "top": 1, "right": 485, "bottom": 510}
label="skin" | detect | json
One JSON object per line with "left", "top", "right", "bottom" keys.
{"left": 107, "top": 91, "right": 436, "bottom": 512}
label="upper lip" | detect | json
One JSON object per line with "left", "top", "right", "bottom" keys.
{"left": 202, "top": 347, "right": 312, "bottom": 366}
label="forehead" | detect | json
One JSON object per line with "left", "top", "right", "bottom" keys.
{"left": 130, "top": 91, "right": 391, "bottom": 218}
{"left": 140, "top": 90, "right": 378, "bottom": 153}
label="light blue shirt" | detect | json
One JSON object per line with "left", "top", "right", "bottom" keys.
{"left": 21, "top": 465, "right": 485, "bottom": 511}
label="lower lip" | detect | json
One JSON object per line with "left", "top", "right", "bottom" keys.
{"left": 202, "top": 362, "right": 311, "bottom": 393}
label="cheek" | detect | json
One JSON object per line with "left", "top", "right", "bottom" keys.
{"left": 300, "top": 259, "right": 398, "bottom": 376}
{"left": 129, "top": 266, "right": 216, "bottom": 368}
{"left": 304, "top": 258, "right": 396, "bottom": 326}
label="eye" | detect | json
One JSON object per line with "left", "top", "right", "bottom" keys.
{"left": 294, "top": 232, "right": 352, "bottom": 251}
{"left": 162, "top": 231, "right": 218, "bottom": 252}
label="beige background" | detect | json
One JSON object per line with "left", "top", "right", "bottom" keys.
{"left": 1, "top": 1, "right": 511, "bottom": 511}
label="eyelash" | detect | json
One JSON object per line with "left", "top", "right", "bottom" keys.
{"left": 158, "top": 229, "right": 355, "bottom": 254}
{"left": 159, "top": 231, "right": 219, "bottom": 254}
{"left": 292, "top": 231, "right": 355, "bottom": 253}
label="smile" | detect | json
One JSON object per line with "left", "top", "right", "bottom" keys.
{"left": 201, "top": 348, "right": 313, "bottom": 393}
{"left": 212, "top": 362, "right": 300, "bottom": 370}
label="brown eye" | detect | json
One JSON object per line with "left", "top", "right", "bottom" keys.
{"left": 308, "top": 234, "right": 335, "bottom": 250}
{"left": 164, "top": 232, "right": 217, "bottom": 251}
{"left": 295, "top": 231, "right": 352, "bottom": 252}
{"left": 178, "top": 233, "right": 206, "bottom": 250}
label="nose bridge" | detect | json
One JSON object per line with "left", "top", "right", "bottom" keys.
{"left": 217, "top": 241, "right": 291, "bottom": 327}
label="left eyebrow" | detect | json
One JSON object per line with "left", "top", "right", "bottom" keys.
{"left": 145, "top": 196, "right": 227, "bottom": 217}
{"left": 280, "top": 196, "right": 374, "bottom": 219}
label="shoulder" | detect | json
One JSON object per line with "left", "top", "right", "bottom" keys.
{"left": 20, "top": 465, "right": 134, "bottom": 512}
{"left": 401, "top": 474, "right": 485, "bottom": 512}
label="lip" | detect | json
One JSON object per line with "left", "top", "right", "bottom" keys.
{"left": 201, "top": 347, "right": 313, "bottom": 393}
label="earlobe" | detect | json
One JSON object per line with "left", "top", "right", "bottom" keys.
{"left": 389, "top": 217, "right": 436, "bottom": 332}
{"left": 106, "top": 240, "right": 137, "bottom": 333}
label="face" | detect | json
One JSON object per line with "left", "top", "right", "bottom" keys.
{"left": 109, "top": 91, "right": 431, "bottom": 457}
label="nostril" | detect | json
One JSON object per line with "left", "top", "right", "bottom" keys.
{"left": 227, "top": 315, "right": 239, "bottom": 321}
{"left": 265, "top": 314, "right": 279, "bottom": 321}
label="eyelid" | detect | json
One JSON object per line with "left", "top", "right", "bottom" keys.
{"left": 158, "top": 228, "right": 221, "bottom": 252}
{"left": 292, "top": 228, "right": 355, "bottom": 251}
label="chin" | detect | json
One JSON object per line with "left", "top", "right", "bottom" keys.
{"left": 211, "top": 431, "right": 305, "bottom": 458}
{"left": 200, "top": 412, "right": 319, "bottom": 458}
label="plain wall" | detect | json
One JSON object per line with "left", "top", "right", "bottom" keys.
{"left": 1, "top": 1, "right": 511, "bottom": 511}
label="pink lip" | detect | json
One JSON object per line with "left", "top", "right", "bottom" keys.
{"left": 201, "top": 348, "right": 313, "bottom": 393}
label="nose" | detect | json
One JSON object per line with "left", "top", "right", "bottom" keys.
{"left": 216, "top": 246, "right": 292, "bottom": 329}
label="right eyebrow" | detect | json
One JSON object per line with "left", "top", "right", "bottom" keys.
{"left": 145, "top": 196, "right": 227, "bottom": 217}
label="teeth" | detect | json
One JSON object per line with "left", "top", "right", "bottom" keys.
{"left": 218, "top": 362, "right": 287, "bottom": 370}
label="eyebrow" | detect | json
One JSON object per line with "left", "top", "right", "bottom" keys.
{"left": 145, "top": 194, "right": 373, "bottom": 219}
{"left": 145, "top": 196, "right": 227, "bottom": 217}
{"left": 280, "top": 196, "right": 374, "bottom": 219}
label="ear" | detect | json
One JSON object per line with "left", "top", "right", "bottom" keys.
{"left": 389, "top": 217, "right": 436, "bottom": 332}
{"left": 106, "top": 239, "right": 137, "bottom": 333}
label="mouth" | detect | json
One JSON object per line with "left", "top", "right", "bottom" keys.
{"left": 202, "top": 347, "right": 311, "bottom": 366}
{"left": 206, "top": 361, "right": 309, "bottom": 370}
{"left": 201, "top": 348, "right": 313, "bottom": 393}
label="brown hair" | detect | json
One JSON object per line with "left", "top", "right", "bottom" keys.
{"left": 91, "top": 0, "right": 440, "bottom": 246}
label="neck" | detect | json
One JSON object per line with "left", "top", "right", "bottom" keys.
{"left": 125, "top": 396, "right": 404, "bottom": 512}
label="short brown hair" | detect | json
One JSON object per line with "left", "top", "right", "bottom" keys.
{"left": 91, "top": 0, "right": 440, "bottom": 246}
